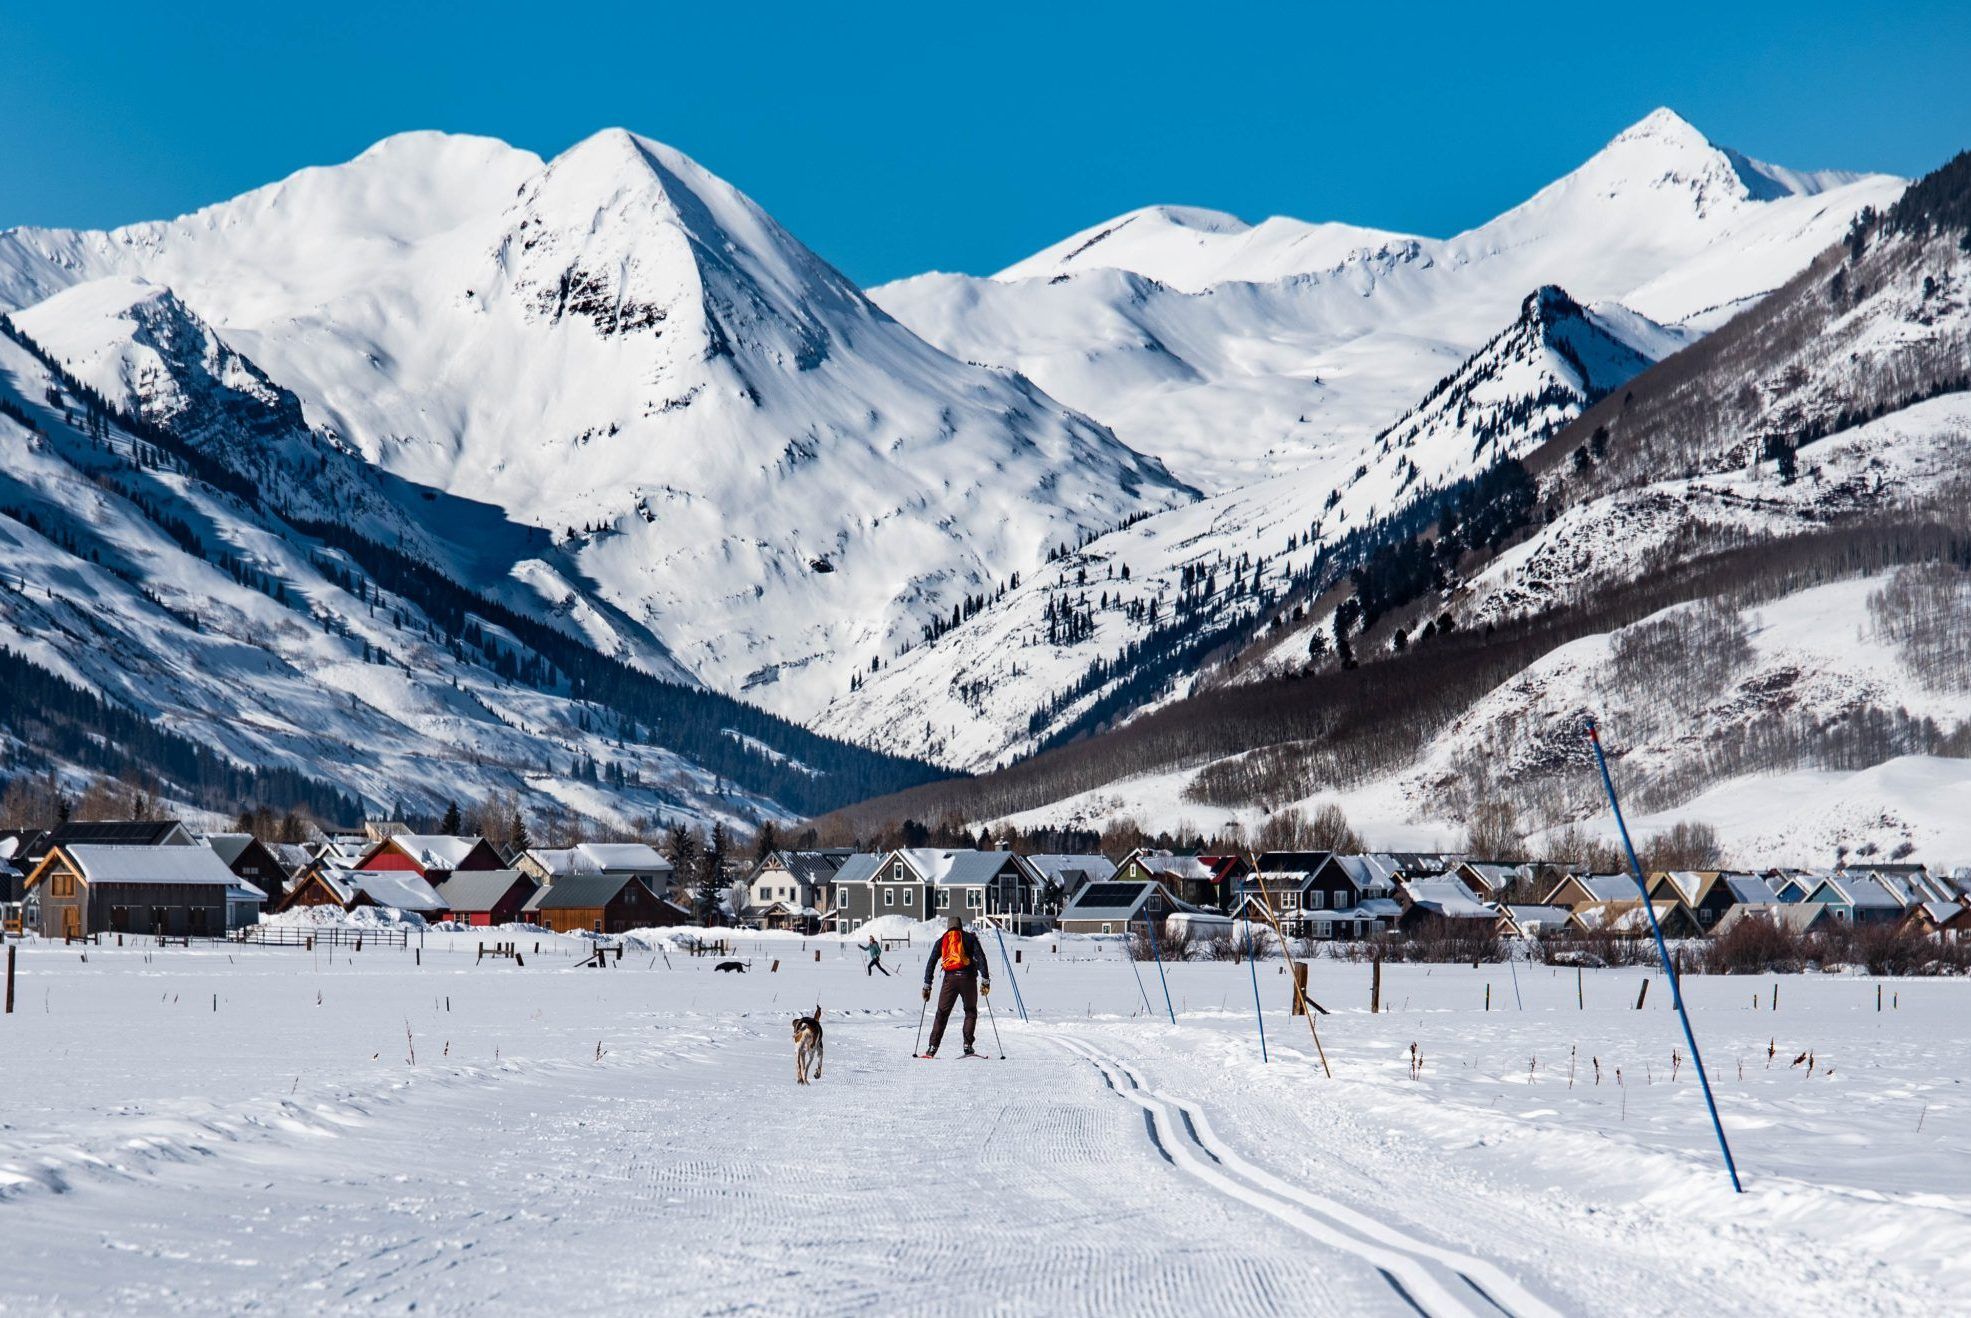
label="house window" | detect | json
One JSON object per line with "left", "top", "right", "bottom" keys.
{"left": 884, "top": 889, "right": 894, "bottom": 907}
{"left": 1308, "top": 890, "right": 1325, "bottom": 909}
{"left": 903, "top": 890, "right": 913, "bottom": 907}
{"left": 1101, "top": 922, "right": 1113, "bottom": 934}
{"left": 1315, "top": 921, "right": 1332, "bottom": 939}
{"left": 936, "top": 890, "right": 949, "bottom": 910}
{"left": 1282, "top": 892, "right": 1298, "bottom": 909}
{"left": 967, "top": 889, "right": 982, "bottom": 908}
{"left": 892, "top": 862, "right": 903, "bottom": 881}
{"left": 837, "top": 890, "right": 848, "bottom": 908}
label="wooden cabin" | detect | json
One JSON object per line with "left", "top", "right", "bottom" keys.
{"left": 434, "top": 870, "right": 538, "bottom": 926}
{"left": 521, "top": 873, "right": 672, "bottom": 934}
{"left": 25, "top": 843, "right": 235, "bottom": 938}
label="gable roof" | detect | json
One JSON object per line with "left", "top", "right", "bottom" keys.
{"left": 523, "top": 873, "right": 653, "bottom": 910}
{"left": 830, "top": 853, "right": 884, "bottom": 887}
{"left": 350, "top": 869, "right": 447, "bottom": 912}
{"left": 757, "top": 849, "right": 849, "bottom": 886}
{"left": 57, "top": 843, "right": 237, "bottom": 887}
{"left": 1023, "top": 854, "right": 1118, "bottom": 886}
{"left": 435, "top": 869, "right": 536, "bottom": 913}
{"left": 47, "top": 819, "right": 195, "bottom": 848}
{"left": 890, "top": 848, "right": 1025, "bottom": 887}
{"left": 375, "top": 834, "right": 485, "bottom": 870}
{"left": 1400, "top": 876, "right": 1496, "bottom": 919}
{"left": 577, "top": 842, "right": 672, "bottom": 872}
{"left": 1060, "top": 880, "right": 1165, "bottom": 922}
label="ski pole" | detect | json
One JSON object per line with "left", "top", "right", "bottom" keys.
{"left": 1586, "top": 716, "right": 1743, "bottom": 1194}
{"left": 912, "top": 988, "right": 930, "bottom": 1057}
{"left": 984, "top": 988, "right": 1006, "bottom": 1058}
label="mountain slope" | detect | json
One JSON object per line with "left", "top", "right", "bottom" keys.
{"left": 819, "top": 284, "right": 1671, "bottom": 768}
{"left": 0, "top": 283, "right": 943, "bottom": 827}
{"left": 811, "top": 150, "right": 1971, "bottom": 863}
{"left": 875, "top": 109, "right": 1903, "bottom": 491}
{"left": 0, "top": 130, "right": 1192, "bottom": 722}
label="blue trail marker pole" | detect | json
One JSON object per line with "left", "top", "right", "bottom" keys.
{"left": 1586, "top": 717, "right": 1744, "bottom": 1194}
{"left": 1142, "top": 911, "right": 1177, "bottom": 1025}
{"left": 1238, "top": 879, "right": 1269, "bottom": 1063}
{"left": 989, "top": 921, "right": 1029, "bottom": 1023}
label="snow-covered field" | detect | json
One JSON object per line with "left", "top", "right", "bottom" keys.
{"left": 1, "top": 928, "right": 1964, "bottom": 1314}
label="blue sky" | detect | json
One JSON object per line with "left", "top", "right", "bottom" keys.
{"left": 5, "top": 2, "right": 1966, "bottom": 285}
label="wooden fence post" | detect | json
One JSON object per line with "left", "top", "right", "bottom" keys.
{"left": 1636, "top": 978, "right": 1650, "bottom": 1010}
{"left": 1370, "top": 951, "right": 1382, "bottom": 1014}
{"left": 5, "top": 944, "right": 14, "bottom": 1015}
{"left": 1290, "top": 961, "right": 1308, "bottom": 1016}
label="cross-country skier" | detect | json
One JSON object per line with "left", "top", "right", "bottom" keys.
{"left": 863, "top": 935, "right": 891, "bottom": 977}
{"left": 920, "top": 910, "right": 990, "bottom": 1057}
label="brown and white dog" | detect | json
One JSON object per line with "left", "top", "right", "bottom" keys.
{"left": 792, "top": 1003, "right": 824, "bottom": 1085}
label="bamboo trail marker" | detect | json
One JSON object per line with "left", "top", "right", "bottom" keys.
{"left": 1243, "top": 853, "right": 1331, "bottom": 1078}
{"left": 1586, "top": 716, "right": 1744, "bottom": 1194}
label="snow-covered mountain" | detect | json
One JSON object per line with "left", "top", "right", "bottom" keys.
{"left": 819, "top": 284, "right": 1675, "bottom": 768}
{"left": 0, "top": 263, "right": 972, "bottom": 828}
{"left": 0, "top": 130, "right": 1191, "bottom": 723}
{"left": 817, "top": 151, "right": 1971, "bottom": 865}
{"left": 875, "top": 109, "right": 1902, "bottom": 491}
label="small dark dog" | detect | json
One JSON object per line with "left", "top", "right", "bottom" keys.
{"left": 714, "top": 960, "right": 747, "bottom": 973}
{"left": 792, "top": 1003, "right": 824, "bottom": 1084}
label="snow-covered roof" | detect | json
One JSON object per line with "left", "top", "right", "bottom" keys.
{"left": 383, "top": 834, "right": 483, "bottom": 870}
{"left": 1503, "top": 904, "right": 1573, "bottom": 928}
{"left": 352, "top": 870, "right": 447, "bottom": 913}
{"left": 1126, "top": 851, "right": 1216, "bottom": 882}
{"left": 831, "top": 853, "right": 884, "bottom": 886}
{"left": 892, "top": 848, "right": 1019, "bottom": 887}
{"left": 578, "top": 842, "right": 672, "bottom": 873}
{"left": 1401, "top": 876, "right": 1496, "bottom": 919}
{"left": 1722, "top": 875, "right": 1781, "bottom": 905}
{"left": 523, "top": 873, "right": 653, "bottom": 910}
{"left": 1061, "top": 880, "right": 1166, "bottom": 922}
{"left": 1025, "top": 854, "right": 1117, "bottom": 885}
{"left": 61, "top": 844, "right": 237, "bottom": 887}
{"left": 228, "top": 877, "right": 268, "bottom": 903}
{"left": 435, "top": 869, "right": 534, "bottom": 912}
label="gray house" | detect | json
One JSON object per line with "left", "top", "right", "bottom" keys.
{"left": 26, "top": 843, "right": 235, "bottom": 938}
{"left": 823, "top": 853, "right": 886, "bottom": 932}
{"left": 1057, "top": 879, "right": 1169, "bottom": 935}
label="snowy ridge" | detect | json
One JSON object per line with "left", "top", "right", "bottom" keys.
{"left": 877, "top": 108, "right": 1902, "bottom": 491}
{"left": 820, "top": 284, "right": 1671, "bottom": 768}
{"left": 0, "top": 130, "right": 1191, "bottom": 723}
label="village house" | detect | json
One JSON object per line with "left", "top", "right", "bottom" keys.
{"left": 357, "top": 833, "right": 505, "bottom": 881}
{"left": 1116, "top": 849, "right": 1248, "bottom": 912}
{"left": 1713, "top": 902, "right": 1835, "bottom": 938}
{"left": 1452, "top": 861, "right": 1537, "bottom": 903}
{"left": 25, "top": 843, "right": 238, "bottom": 938}
{"left": 273, "top": 866, "right": 448, "bottom": 920}
{"left": 1570, "top": 898, "right": 1702, "bottom": 939}
{"left": 744, "top": 849, "right": 853, "bottom": 932}
{"left": 820, "top": 853, "right": 885, "bottom": 932}
{"left": 1647, "top": 871, "right": 1779, "bottom": 930}
{"left": 204, "top": 833, "right": 294, "bottom": 905}
{"left": 434, "top": 870, "right": 539, "bottom": 926}
{"left": 1539, "top": 873, "right": 1642, "bottom": 910}
{"left": 1396, "top": 876, "right": 1498, "bottom": 931}
{"left": 1802, "top": 874, "right": 1909, "bottom": 925}
{"left": 518, "top": 842, "right": 675, "bottom": 898}
{"left": 1057, "top": 878, "right": 1172, "bottom": 935}
{"left": 1024, "top": 854, "right": 1117, "bottom": 915}
{"left": 1496, "top": 905, "right": 1576, "bottom": 938}
{"left": 521, "top": 873, "right": 678, "bottom": 934}
{"left": 1230, "top": 852, "right": 1406, "bottom": 939}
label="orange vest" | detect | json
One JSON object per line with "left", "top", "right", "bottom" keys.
{"left": 939, "top": 929, "right": 971, "bottom": 972}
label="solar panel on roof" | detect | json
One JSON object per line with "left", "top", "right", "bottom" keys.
{"left": 1071, "top": 883, "right": 1146, "bottom": 907}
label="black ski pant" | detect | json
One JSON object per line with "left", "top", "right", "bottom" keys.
{"left": 928, "top": 970, "right": 980, "bottom": 1051}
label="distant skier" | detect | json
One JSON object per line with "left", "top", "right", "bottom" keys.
{"left": 863, "top": 935, "right": 891, "bottom": 977}
{"left": 920, "top": 911, "right": 990, "bottom": 1057}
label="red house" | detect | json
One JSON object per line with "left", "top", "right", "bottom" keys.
{"left": 356, "top": 834, "right": 504, "bottom": 880}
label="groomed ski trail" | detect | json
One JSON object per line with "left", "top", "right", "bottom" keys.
{"left": 1050, "top": 1035, "right": 1559, "bottom": 1318}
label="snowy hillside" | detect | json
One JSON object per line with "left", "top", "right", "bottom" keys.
{"left": 0, "top": 130, "right": 1190, "bottom": 723}
{"left": 876, "top": 109, "right": 1902, "bottom": 491}
{"left": 0, "top": 287, "right": 940, "bottom": 827}
{"left": 818, "top": 152, "right": 1971, "bottom": 862}
{"left": 820, "top": 286, "right": 1671, "bottom": 768}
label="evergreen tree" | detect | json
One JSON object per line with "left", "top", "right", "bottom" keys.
{"left": 439, "top": 799, "right": 462, "bottom": 834}
{"left": 693, "top": 822, "right": 730, "bottom": 924}
{"left": 753, "top": 819, "right": 779, "bottom": 863}
{"left": 509, "top": 807, "right": 533, "bottom": 853}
